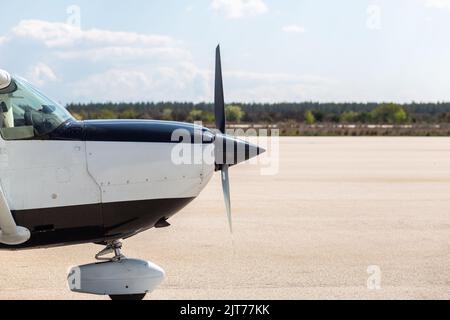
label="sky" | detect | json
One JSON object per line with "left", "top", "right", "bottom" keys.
{"left": 1, "top": 0, "right": 450, "bottom": 104}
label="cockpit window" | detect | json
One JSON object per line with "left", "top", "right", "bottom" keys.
{"left": 0, "top": 77, "right": 73, "bottom": 140}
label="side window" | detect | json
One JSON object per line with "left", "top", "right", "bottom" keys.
{"left": 0, "top": 92, "right": 36, "bottom": 140}
{"left": 0, "top": 78, "right": 73, "bottom": 140}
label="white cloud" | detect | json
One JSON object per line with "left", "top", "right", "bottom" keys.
{"left": 0, "top": 36, "right": 10, "bottom": 46}
{"left": 211, "top": 0, "right": 268, "bottom": 19}
{"left": 55, "top": 46, "right": 191, "bottom": 63}
{"left": 424, "top": 0, "right": 450, "bottom": 8}
{"left": 1, "top": 19, "right": 334, "bottom": 103}
{"left": 2, "top": 19, "right": 208, "bottom": 102}
{"left": 72, "top": 63, "right": 210, "bottom": 102}
{"left": 12, "top": 20, "right": 174, "bottom": 48}
{"left": 72, "top": 69, "right": 153, "bottom": 101}
{"left": 282, "top": 25, "right": 306, "bottom": 34}
{"left": 224, "top": 70, "right": 336, "bottom": 102}
{"left": 226, "top": 70, "right": 324, "bottom": 83}
{"left": 27, "top": 62, "right": 58, "bottom": 86}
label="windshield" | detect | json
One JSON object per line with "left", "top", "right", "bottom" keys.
{"left": 0, "top": 77, "right": 73, "bottom": 140}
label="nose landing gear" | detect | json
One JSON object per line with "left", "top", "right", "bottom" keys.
{"left": 95, "top": 240, "right": 125, "bottom": 262}
{"left": 68, "top": 240, "right": 165, "bottom": 300}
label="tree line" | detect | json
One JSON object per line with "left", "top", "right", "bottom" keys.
{"left": 67, "top": 102, "right": 450, "bottom": 125}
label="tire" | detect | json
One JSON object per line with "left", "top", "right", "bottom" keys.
{"left": 109, "top": 293, "right": 146, "bottom": 301}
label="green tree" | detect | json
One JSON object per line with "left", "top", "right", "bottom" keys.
{"left": 162, "top": 108, "right": 173, "bottom": 121}
{"left": 99, "top": 109, "right": 118, "bottom": 119}
{"left": 393, "top": 108, "right": 407, "bottom": 124}
{"left": 372, "top": 103, "right": 408, "bottom": 124}
{"left": 358, "top": 112, "right": 373, "bottom": 123}
{"left": 201, "top": 111, "right": 215, "bottom": 124}
{"left": 226, "top": 105, "right": 245, "bottom": 123}
{"left": 312, "top": 111, "right": 324, "bottom": 122}
{"left": 120, "top": 108, "right": 138, "bottom": 119}
{"left": 304, "top": 110, "right": 316, "bottom": 125}
{"left": 188, "top": 109, "right": 203, "bottom": 122}
{"left": 340, "top": 111, "right": 359, "bottom": 123}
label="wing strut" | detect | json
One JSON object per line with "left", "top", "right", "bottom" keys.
{"left": 0, "top": 184, "right": 30, "bottom": 245}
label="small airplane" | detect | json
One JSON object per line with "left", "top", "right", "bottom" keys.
{"left": 0, "top": 46, "right": 265, "bottom": 300}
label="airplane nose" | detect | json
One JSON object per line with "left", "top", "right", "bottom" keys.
{"left": 214, "top": 134, "right": 265, "bottom": 169}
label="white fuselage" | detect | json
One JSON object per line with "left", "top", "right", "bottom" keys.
{"left": 0, "top": 140, "right": 214, "bottom": 211}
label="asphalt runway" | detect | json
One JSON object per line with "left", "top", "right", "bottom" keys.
{"left": 0, "top": 137, "right": 449, "bottom": 300}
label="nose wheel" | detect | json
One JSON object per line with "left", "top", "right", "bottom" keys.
{"left": 109, "top": 293, "right": 147, "bottom": 301}
{"left": 95, "top": 241, "right": 149, "bottom": 300}
{"left": 68, "top": 240, "right": 165, "bottom": 300}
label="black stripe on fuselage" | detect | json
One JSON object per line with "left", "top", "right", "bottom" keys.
{"left": 47, "top": 119, "right": 215, "bottom": 144}
{"left": 0, "top": 197, "right": 195, "bottom": 251}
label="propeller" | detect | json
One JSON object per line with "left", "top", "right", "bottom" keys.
{"left": 214, "top": 45, "right": 233, "bottom": 234}
{"left": 213, "top": 45, "right": 266, "bottom": 234}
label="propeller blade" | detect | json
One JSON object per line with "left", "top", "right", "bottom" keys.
{"left": 215, "top": 45, "right": 226, "bottom": 134}
{"left": 221, "top": 165, "right": 232, "bottom": 234}
{"left": 215, "top": 45, "right": 232, "bottom": 234}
